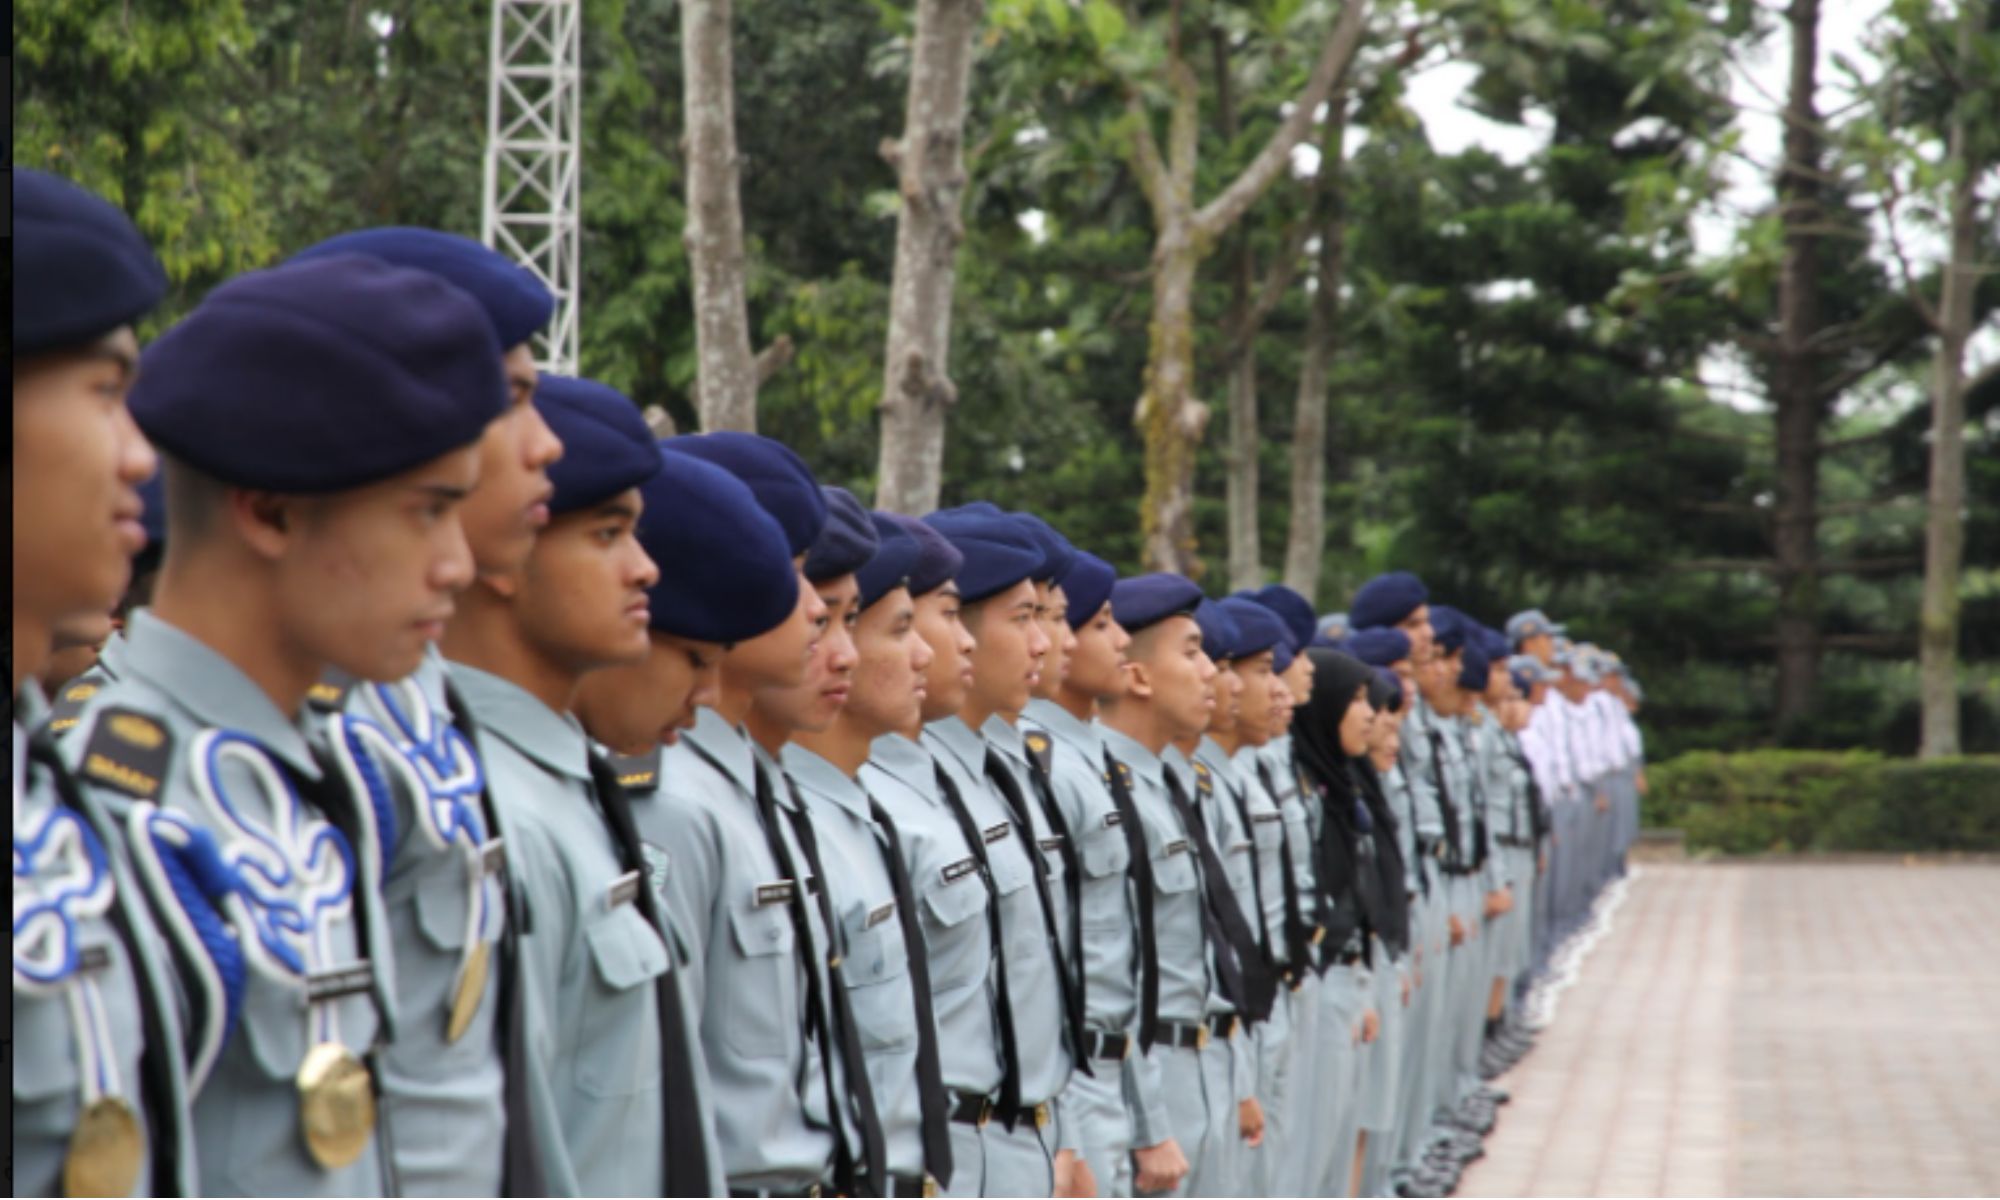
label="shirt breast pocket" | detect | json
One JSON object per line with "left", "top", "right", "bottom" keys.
{"left": 1078, "top": 825, "right": 1128, "bottom": 880}
{"left": 411, "top": 848, "right": 474, "bottom": 952}
{"left": 920, "top": 873, "right": 987, "bottom": 990}
{"left": 842, "top": 909, "right": 915, "bottom": 1053}
{"left": 576, "top": 908, "right": 669, "bottom": 1097}
{"left": 720, "top": 900, "right": 799, "bottom": 1060}
{"left": 1151, "top": 845, "right": 1199, "bottom": 896}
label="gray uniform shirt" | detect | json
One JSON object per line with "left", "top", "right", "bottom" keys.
{"left": 448, "top": 663, "right": 671, "bottom": 1198}
{"left": 1227, "top": 744, "right": 1293, "bottom": 967}
{"left": 783, "top": 744, "right": 926, "bottom": 1179}
{"left": 859, "top": 734, "right": 1004, "bottom": 1099}
{"left": 62, "top": 611, "right": 390, "bottom": 1197}
{"left": 646, "top": 708, "right": 838, "bottom": 1190}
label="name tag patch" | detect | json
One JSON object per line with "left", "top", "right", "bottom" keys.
{"left": 305, "top": 961, "right": 377, "bottom": 1003}
{"left": 866, "top": 901, "right": 897, "bottom": 929}
{"left": 982, "top": 822, "right": 1011, "bottom": 845}
{"left": 1162, "top": 839, "right": 1191, "bottom": 857}
{"left": 755, "top": 881, "right": 797, "bottom": 907}
{"left": 77, "top": 945, "right": 113, "bottom": 973}
{"left": 1039, "top": 836, "right": 1065, "bottom": 854}
{"left": 1252, "top": 812, "right": 1283, "bottom": 824}
{"left": 941, "top": 857, "right": 979, "bottom": 884}
{"left": 607, "top": 870, "right": 642, "bottom": 909}
{"left": 1103, "top": 811, "right": 1124, "bottom": 828}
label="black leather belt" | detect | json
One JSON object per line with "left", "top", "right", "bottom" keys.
{"left": 1497, "top": 835, "right": 1533, "bottom": 848}
{"left": 990, "top": 1098, "right": 1053, "bottom": 1131}
{"left": 949, "top": 1090, "right": 993, "bottom": 1127}
{"left": 1149, "top": 1019, "right": 1210, "bottom": 1050}
{"left": 1207, "top": 1012, "right": 1239, "bottom": 1039}
{"left": 730, "top": 1187, "right": 823, "bottom": 1198}
{"left": 950, "top": 1090, "right": 1051, "bottom": 1131}
{"left": 1080, "top": 1028, "right": 1131, "bottom": 1061}
{"left": 891, "top": 1174, "right": 941, "bottom": 1197}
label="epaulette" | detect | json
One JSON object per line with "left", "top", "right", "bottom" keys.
{"left": 1022, "top": 730, "right": 1054, "bottom": 780}
{"left": 78, "top": 707, "right": 174, "bottom": 800}
{"left": 1191, "top": 760, "right": 1214, "bottom": 800}
{"left": 306, "top": 668, "right": 357, "bottom": 713}
{"left": 42, "top": 672, "right": 109, "bottom": 738}
{"left": 609, "top": 746, "right": 664, "bottom": 795}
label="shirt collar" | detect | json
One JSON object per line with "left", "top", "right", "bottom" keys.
{"left": 783, "top": 744, "right": 874, "bottom": 822}
{"left": 683, "top": 705, "right": 759, "bottom": 798}
{"left": 1023, "top": 697, "right": 1100, "bottom": 755}
{"left": 1096, "top": 723, "right": 1165, "bottom": 788}
{"left": 444, "top": 661, "right": 591, "bottom": 781}
{"left": 981, "top": 713, "right": 1025, "bottom": 763}
{"left": 867, "top": 732, "right": 939, "bottom": 794}
{"left": 922, "top": 714, "right": 988, "bottom": 776}
{"left": 122, "top": 609, "right": 320, "bottom": 776}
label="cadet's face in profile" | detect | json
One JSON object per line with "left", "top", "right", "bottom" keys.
{"left": 1279, "top": 655, "right": 1315, "bottom": 733}
{"left": 1522, "top": 632, "right": 1554, "bottom": 665}
{"left": 1368, "top": 709, "right": 1402, "bottom": 765}
{"left": 1032, "top": 583, "right": 1077, "bottom": 701}
{"left": 1338, "top": 686, "right": 1374, "bottom": 756}
{"left": 12, "top": 330, "right": 158, "bottom": 637}
{"left": 1064, "top": 603, "right": 1130, "bottom": 703}
{"left": 572, "top": 632, "right": 723, "bottom": 754}
{"left": 848, "top": 588, "right": 932, "bottom": 737}
{"left": 966, "top": 579, "right": 1048, "bottom": 718}
{"left": 914, "top": 585, "right": 976, "bottom": 721}
{"left": 461, "top": 347, "right": 562, "bottom": 580}
{"left": 756, "top": 575, "right": 859, "bottom": 734}
{"left": 1137, "top": 617, "right": 1216, "bottom": 741}
{"left": 1207, "top": 657, "right": 1242, "bottom": 734}
{"left": 515, "top": 487, "right": 660, "bottom": 672}
{"left": 277, "top": 444, "right": 482, "bottom": 681}
{"left": 1231, "top": 652, "right": 1277, "bottom": 745}
{"left": 728, "top": 561, "right": 827, "bottom": 691}
{"left": 1397, "top": 605, "right": 1435, "bottom": 663}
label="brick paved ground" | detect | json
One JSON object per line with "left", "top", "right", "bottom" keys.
{"left": 1458, "top": 861, "right": 2000, "bottom": 1197}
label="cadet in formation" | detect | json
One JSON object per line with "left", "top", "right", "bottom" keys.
{"left": 16, "top": 167, "right": 1650, "bottom": 1199}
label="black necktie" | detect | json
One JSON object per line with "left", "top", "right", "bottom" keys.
{"left": 928, "top": 764, "right": 1023, "bottom": 1117}
{"left": 1217, "top": 765, "right": 1274, "bottom": 965}
{"left": 1162, "top": 769, "right": 1277, "bottom": 1024}
{"left": 1254, "top": 759, "right": 1314, "bottom": 981}
{"left": 1100, "top": 751, "right": 1159, "bottom": 1053}
{"left": 443, "top": 682, "right": 549, "bottom": 1198}
{"left": 1426, "top": 729, "right": 1465, "bottom": 873}
{"left": 868, "top": 800, "right": 953, "bottom": 1190}
{"left": 585, "top": 753, "right": 715, "bottom": 1197}
{"left": 29, "top": 733, "right": 186, "bottom": 1197}
{"left": 983, "top": 750, "right": 1088, "bottom": 1073}
{"left": 1016, "top": 748, "right": 1089, "bottom": 1048}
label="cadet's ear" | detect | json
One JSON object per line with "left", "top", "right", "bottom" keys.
{"left": 1124, "top": 658, "right": 1155, "bottom": 701}
{"left": 231, "top": 489, "right": 294, "bottom": 559}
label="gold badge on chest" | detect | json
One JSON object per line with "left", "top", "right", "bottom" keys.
{"left": 445, "top": 939, "right": 492, "bottom": 1044}
{"left": 297, "top": 1041, "right": 376, "bottom": 1169}
{"left": 64, "top": 1094, "right": 143, "bottom": 1197}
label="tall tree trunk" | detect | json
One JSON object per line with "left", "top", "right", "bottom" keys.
{"left": 1917, "top": 2, "right": 1982, "bottom": 760}
{"left": 1215, "top": 30, "right": 1261, "bottom": 592}
{"left": 1770, "top": 0, "right": 1825, "bottom": 735}
{"left": 1283, "top": 104, "right": 1348, "bottom": 603}
{"left": 1125, "top": 0, "right": 1370, "bottom": 574}
{"left": 681, "top": 0, "right": 758, "bottom": 432}
{"left": 874, "top": 0, "right": 982, "bottom": 515}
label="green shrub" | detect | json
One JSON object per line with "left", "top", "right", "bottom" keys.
{"left": 1644, "top": 750, "right": 2000, "bottom": 854}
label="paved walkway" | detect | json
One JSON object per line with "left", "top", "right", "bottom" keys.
{"left": 1459, "top": 861, "right": 2000, "bottom": 1197}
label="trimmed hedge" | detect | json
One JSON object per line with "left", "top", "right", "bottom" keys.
{"left": 1643, "top": 750, "right": 2000, "bottom": 855}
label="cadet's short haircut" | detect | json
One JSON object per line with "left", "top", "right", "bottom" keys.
{"left": 161, "top": 456, "right": 227, "bottom": 546}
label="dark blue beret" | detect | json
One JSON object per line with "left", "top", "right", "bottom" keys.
{"left": 1311, "top": 633, "right": 1352, "bottom": 652}
{"left": 290, "top": 227, "right": 553, "bottom": 350}
{"left": 1247, "top": 585, "right": 1320, "bottom": 651}
{"left": 1510, "top": 667, "right": 1536, "bottom": 696}
{"left": 1057, "top": 551, "right": 1117, "bottom": 631}
{"left": 1347, "top": 627, "right": 1413, "bottom": 668}
{"left": 858, "top": 515, "right": 923, "bottom": 610}
{"left": 1430, "top": 604, "right": 1468, "bottom": 654}
{"left": 663, "top": 433, "right": 826, "bottom": 557}
{"left": 878, "top": 512, "right": 964, "bottom": 598}
{"left": 1350, "top": 571, "right": 1430, "bottom": 631}
{"left": 14, "top": 168, "right": 167, "bottom": 359}
{"left": 1110, "top": 573, "right": 1204, "bottom": 635}
{"left": 138, "top": 471, "right": 168, "bottom": 554}
{"left": 636, "top": 447, "right": 797, "bottom": 644}
{"left": 922, "top": 510, "right": 1042, "bottom": 604}
{"left": 1008, "top": 513, "right": 1077, "bottom": 584}
{"left": 1457, "top": 641, "right": 1491, "bottom": 691}
{"left": 1476, "top": 624, "right": 1512, "bottom": 666}
{"left": 804, "top": 486, "right": 881, "bottom": 584}
{"left": 1368, "top": 668, "right": 1404, "bottom": 711}
{"left": 1194, "top": 600, "right": 1241, "bottom": 662}
{"left": 537, "top": 376, "right": 663, "bottom": 514}
{"left": 1272, "top": 638, "right": 1297, "bottom": 675}
{"left": 1217, "top": 597, "right": 1287, "bottom": 660}
{"left": 130, "top": 256, "right": 506, "bottom": 493}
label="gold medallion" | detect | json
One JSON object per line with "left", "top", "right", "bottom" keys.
{"left": 297, "top": 1041, "right": 375, "bottom": 1170}
{"left": 64, "top": 1095, "right": 143, "bottom": 1198}
{"left": 445, "top": 940, "right": 491, "bottom": 1044}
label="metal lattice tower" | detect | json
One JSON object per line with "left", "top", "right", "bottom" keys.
{"left": 481, "top": 0, "right": 582, "bottom": 375}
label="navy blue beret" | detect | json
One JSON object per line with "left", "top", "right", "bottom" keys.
{"left": 878, "top": 512, "right": 965, "bottom": 598}
{"left": 15, "top": 169, "right": 169, "bottom": 359}
{"left": 636, "top": 447, "right": 797, "bottom": 644}
{"left": 858, "top": 515, "right": 923, "bottom": 610}
{"left": 1247, "top": 585, "right": 1319, "bottom": 652}
{"left": 1008, "top": 513, "right": 1077, "bottom": 584}
{"left": 1217, "top": 597, "right": 1287, "bottom": 660}
{"left": 1111, "top": 573, "right": 1204, "bottom": 635}
{"left": 1368, "top": 669, "right": 1404, "bottom": 711}
{"left": 805, "top": 486, "right": 881, "bottom": 584}
{"left": 663, "top": 433, "right": 826, "bottom": 557}
{"left": 1347, "top": 627, "right": 1413, "bottom": 668}
{"left": 1057, "top": 551, "right": 1117, "bottom": 631}
{"left": 1194, "top": 600, "right": 1241, "bottom": 662}
{"left": 1349, "top": 571, "right": 1430, "bottom": 631}
{"left": 1272, "top": 638, "right": 1297, "bottom": 675}
{"left": 1457, "top": 641, "right": 1491, "bottom": 691}
{"left": 290, "top": 226, "right": 553, "bottom": 351}
{"left": 537, "top": 376, "right": 663, "bottom": 514}
{"left": 1476, "top": 624, "right": 1511, "bottom": 667}
{"left": 138, "top": 471, "right": 168, "bottom": 553}
{"left": 1430, "top": 604, "right": 1468, "bottom": 654}
{"left": 922, "top": 510, "right": 1043, "bottom": 604}
{"left": 130, "top": 256, "right": 506, "bottom": 493}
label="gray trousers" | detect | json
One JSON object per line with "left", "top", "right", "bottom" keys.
{"left": 1185, "top": 1032, "right": 1244, "bottom": 1197}
{"left": 1064, "top": 1057, "right": 1132, "bottom": 1197}
{"left": 1309, "top": 964, "right": 1369, "bottom": 1194}
{"left": 979, "top": 1108, "right": 1056, "bottom": 1197}
{"left": 1270, "top": 973, "right": 1322, "bottom": 1195}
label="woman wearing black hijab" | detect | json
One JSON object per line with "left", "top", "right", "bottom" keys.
{"left": 1292, "top": 647, "right": 1387, "bottom": 1196}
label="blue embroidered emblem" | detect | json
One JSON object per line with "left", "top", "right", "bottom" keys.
{"left": 12, "top": 796, "right": 114, "bottom": 990}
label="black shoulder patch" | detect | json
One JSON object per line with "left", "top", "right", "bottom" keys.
{"left": 306, "top": 667, "right": 357, "bottom": 712}
{"left": 609, "top": 746, "right": 664, "bottom": 794}
{"left": 78, "top": 706, "right": 174, "bottom": 800}
{"left": 1023, "top": 732, "right": 1054, "bottom": 779}
{"left": 42, "top": 672, "right": 109, "bottom": 738}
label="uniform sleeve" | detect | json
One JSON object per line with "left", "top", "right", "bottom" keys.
{"left": 649, "top": 791, "right": 721, "bottom": 1026}
{"left": 1127, "top": 1047, "right": 1174, "bottom": 1148}
{"left": 502, "top": 815, "right": 585, "bottom": 1197}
